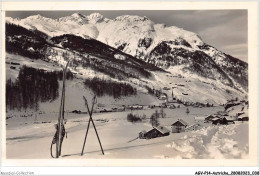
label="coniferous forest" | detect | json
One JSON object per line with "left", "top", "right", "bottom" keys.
{"left": 84, "top": 77, "right": 137, "bottom": 98}
{"left": 6, "top": 64, "right": 136, "bottom": 111}
{"left": 6, "top": 66, "right": 65, "bottom": 111}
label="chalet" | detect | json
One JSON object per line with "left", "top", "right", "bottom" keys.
{"left": 222, "top": 117, "right": 235, "bottom": 125}
{"left": 205, "top": 115, "right": 216, "bottom": 122}
{"left": 211, "top": 117, "right": 221, "bottom": 125}
{"left": 139, "top": 126, "right": 170, "bottom": 139}
{"left": 171, "top": 119, "right": 188, "bottom": 133}
{"left": 238, "top": 116, "right": 249, "bottom": 121}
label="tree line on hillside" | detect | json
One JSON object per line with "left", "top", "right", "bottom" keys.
{"left": 6, "top": 66, "right": 73, "bottom": 111}
{"left": 84, "top": 77, "right": 137, "bottom": 99}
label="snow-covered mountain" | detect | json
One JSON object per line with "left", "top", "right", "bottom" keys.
{"left": 5, "top": 13, "right": 203, "bottom": 53}
{"left": 6, "top": 13, "right": 248, "bottom": 92}
{"left": 5, "top": 13, "right": 248, "bottom": 109}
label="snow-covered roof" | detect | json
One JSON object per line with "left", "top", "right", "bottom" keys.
{"left": 171, "top": 119, "right": 188, "bottom": 126}
{"left": 211, "top": 117, "right": 220, "bottom": 121}
{"left": 223, "top": 117, "right": 235, "bottom": 121}
{"left": 206, "top": 115, "right": 215, "bottom": 119}
{"left": 154, "top": 126, "right": 170, "bottom": 134}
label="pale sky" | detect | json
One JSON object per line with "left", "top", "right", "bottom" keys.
{"left": 6, "top": 10, "right": 248, "bottom": 62}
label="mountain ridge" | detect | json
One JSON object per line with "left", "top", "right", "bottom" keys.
{"left": 5, "top": 13, "right": 248, "bottom": 106}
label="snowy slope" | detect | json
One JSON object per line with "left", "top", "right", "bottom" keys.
{"left": 6, "top": 52, "right": 244, "bottom": 115}
{"left": 5, "top": 53, "right": 163, "bottom": 113}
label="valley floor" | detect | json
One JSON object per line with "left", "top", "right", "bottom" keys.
{"left": 6, "top": 107, "right": 248, "bottom": 159}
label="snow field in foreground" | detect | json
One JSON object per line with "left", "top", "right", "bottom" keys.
{"left": 168, "top": 124, "right": 248, "bottom": 159}
{"left": 6, "top": 107, "right": 248, "bottom": 159}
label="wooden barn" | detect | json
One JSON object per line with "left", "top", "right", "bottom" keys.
{"left": 171, "top": 119, "right": 188, "bottom": 133}
{"left": 222, "top": 117, "right": 235, "bottom": 125}
{"left": 211, "top": 117, "right": 221, "bottom": 125}
{"left": 139, "top": 126, "right": 170, "bottom": 139}
{"left": 238, "top": 116, "right": 249, "bottom": 121}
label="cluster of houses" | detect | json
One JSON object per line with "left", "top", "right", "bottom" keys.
{"left": 202, "top": 115, "right": 236, "bottom": 125}
{"left": 224, "top": 99, "right": 249, "bottom": 121}
{"left": 199, "top": 109, "right": 248, "bottom": 125}
{"left": 139, "top": 119, "right": 196, "bottom": 139}
{"left": 139, "top": 102, "right": 249, "bottom": 140}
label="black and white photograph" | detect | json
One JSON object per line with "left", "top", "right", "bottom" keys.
{"left": 1, "top": 1, "right": 259, "bottom": 171}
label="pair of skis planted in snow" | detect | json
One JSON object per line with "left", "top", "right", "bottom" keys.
{"left": 51, "top": 60, "right": 104, "bottom": 158}
{"left": 81, "top": 95, "right": 104, "bottom": 156}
